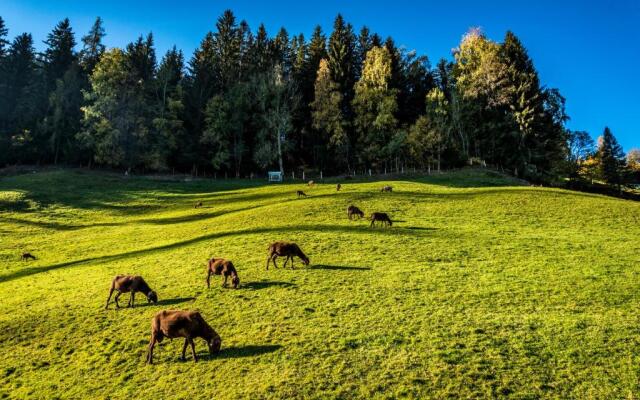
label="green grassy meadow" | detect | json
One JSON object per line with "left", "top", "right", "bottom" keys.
{"left": 0, "top": 168, "right": 639, "bottom": 399}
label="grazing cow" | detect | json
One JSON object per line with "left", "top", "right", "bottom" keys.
{"left": 195, "top": 201, "right": 203, "bottom": 208}
{"left": 370, "top": 212, "right": 393, "bottom": 227}
{"left": 336, "top": 183, "right": 341, "bottom": 191}
{"left": 206, "top": 258, "right": 240, "bottom": 289}
{"left": 308, "top": 180, "right": 315, "bottom": 187}
{"left": 347, "top": 205, "right": 364, "bottom": 220}
{"left": 146, "top": 310, "right": 222, "bottom": 364}
{"left": 381, "top": 185, "right": 393, "bottom": 192}
{"left": 105, "top": 275, "right": 158, "bottom": 309}
{"left": 297, "top": 190, "right": 307, "bottom": 198}
{"left": 266, "top": 241, "right": 310, "bottom": 270}
{"left": 21, "top": 252, "right": 36, "bottom": 261}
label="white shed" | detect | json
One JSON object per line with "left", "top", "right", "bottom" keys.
{"left": 268, "top": 171, "right": 283, "bottom": 182}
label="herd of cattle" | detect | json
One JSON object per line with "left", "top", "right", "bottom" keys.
{"left": 22, "top": 183, "right": 395, "bottom": 364}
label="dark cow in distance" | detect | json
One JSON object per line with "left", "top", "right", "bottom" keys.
{"left": 266, "top": 241, "right": 310, "bottom": 270}
{"left": 206, "top": 258, "right": 240, "bottom": 289}
{"left": 370, "top": 212, "right": 393, "bottom": 227}
{"left": 347, "top": 205, "right": 364, "bottom": 220}
{"left": 146, "top": 310, "right": 222, "bottom": 364}
{"left": 21, "top": 252, "right": 36, "bottom": 261}
{"left": 105, "top": 275, "right": 158, "bottom": 309}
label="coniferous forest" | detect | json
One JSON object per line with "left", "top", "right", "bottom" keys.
{"left": 0, "top": 11, "right": 637, "bottom": 188}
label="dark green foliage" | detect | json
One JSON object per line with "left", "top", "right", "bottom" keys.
{"left": 0, "top": 13, "right": 614, "bottom": 189}
{"left": 598, "top": 127, "right": 625, "bottom": 188}
{"left": 79, "top": 17, "right": 106, "bottom": 75}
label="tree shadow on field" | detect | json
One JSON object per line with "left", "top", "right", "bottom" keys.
{"left": 199, "top": 344, "right": 282, "bottom": 360}
{"left": 151, "top": 297, "right": 196, "bottom": 307}
{"left": 242, "top": 281, "right": 297, "bottom": 290}
{"left": 404, "top": 226, "right": 437, "bottom": 231}
{"left": 0, "top": 223, "right": 436, "bottom": 284}
{"left": 309, "top": 264, "right": 371, "bottom": 271}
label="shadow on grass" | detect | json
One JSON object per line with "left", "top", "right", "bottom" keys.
{"left": 152, "top": 297, "right": 196, "bottom": 307}
{"left": 308, "top": 264, "right": 371, "bottom": 271}
{"left": 0, "top": 199, "right": 31, "bottom": 212}
{"left": 0, "top": 223, "right": 437, "bottom": 284}
{"left": 242, "top": 281, "right": 297, "bottom": 290}
{"left": 404, "top": 226, "right": 437, "bottom": 231}
{"left": 198, "top": 344, "right": 282, "bottom": 360}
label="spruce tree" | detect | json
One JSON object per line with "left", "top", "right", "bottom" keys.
{"left": 598, "top": 127, "right": 625, "bottom": 190}
{"left": 0, "top": 16, "right": 8, "bottom": 58}
{"left": 0, "top": 16, "right": 10, "bottom": 146}
{"left": 328, "top": 14, "right": 357, "bottom": 104}
{"left": 4, "top": 33, "right": 42, "bottom": 163}
{"left": 213, "top": 10, "right": 241, "bottom": 92}
{"left": 79, "top": 17, "right": 106, "bottom": 75}
{"left": 43, "top": 18, "right": 77, "bottom": 93}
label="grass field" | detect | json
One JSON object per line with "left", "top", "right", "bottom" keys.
{"left": 1, "top": 168, "right": 639, "bottom": 399}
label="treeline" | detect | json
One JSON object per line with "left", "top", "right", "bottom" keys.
{"left": 0, "top": 11, "right": 636, "bottom": 186}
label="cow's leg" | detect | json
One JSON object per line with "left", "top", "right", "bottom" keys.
{"left": 114, "top": 292, "right": 122, "bottom": 308}
{"left": 222, "top": 274, "right": 228, "bottom": 287}
{"left": 181, "top": 338, "right": 189, "bottom": 361}
{"left": 290, "top": 256, "right": 295, "bottom": 269}
{"left": 282, "top": 256, "right": 288, "bottom": 268}
{"left": 129, "top": 292, "right": 135, "bottom": 308}
{"left": 147, "top": 336, "right": 156, "bottom": 364}
{"left": 105, "top": 288, "right": 114, "bottom": 309}
{"left": 266, "top": 254, "right": 272, "bottom": 270}
{"left": 189, "top": 338, "right": 198, "bottom": 362}
{"left": 206, "top": 269, "right": 212, "bottom": 288}
{"left": 272, "top": 255, "right": 278, "bottom": 269}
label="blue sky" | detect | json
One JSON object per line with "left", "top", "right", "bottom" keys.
{"left": 2, "top": 0, "right": 638, "bottom": 150}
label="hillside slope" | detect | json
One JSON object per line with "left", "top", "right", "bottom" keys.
{"left": 1, "top": 169, "right": 639, "bottom": 399}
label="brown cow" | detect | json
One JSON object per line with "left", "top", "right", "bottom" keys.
{"left": 195, "top": 201, "right": 203, "bottom": 208}
{"left": 347, "top": 205, "right": 364, "bottom": 220}
{"left": 370, "top": 212, "right": 393, "bottom": 227}
{"left": 206, "top": 258, "right": 240, "bottom": 289}
{"left": 381, "top": 185, "right": 393, "bottom": 192}
{"left": 336, "top": 183, "right": 341, "bottom": 191}
{"left": 266, "top": 241, "right": 310, "bottom": 270}
{"left": 297, "top": 190, "right": 307, "bottom": 198}
{"left": 21, "top": 252, "right": 36, "bottom": 261}
{"left": 105, "top": 275, "right": 158, "bottom": 309}
{"left": 146, "top": 310, "right": 222, "bottom": 364}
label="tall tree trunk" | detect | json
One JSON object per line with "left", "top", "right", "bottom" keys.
{"left": 277, "top": 126, "right": 284, "bottom": 175}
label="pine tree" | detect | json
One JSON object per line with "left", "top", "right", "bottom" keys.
{"left": 4, "top": 33, "right": 45, "bottom": 163}
{"left": 126, "top": 33, "right": 156, "bottom": 84}
{"left": 272, "top": 27, "right": 291, "bottom": 74}
{"left": 598, "top": 127, "right": 625, "bottom": 190}
{"left": 0, "top": 16, "right": 8, "bottom": 58}
{"left": 249, "top": 24, "right": 271, "bottom": 74}
{"left": 45, "top": 62, "right": 83, "bottom": 164}
{"left": 43, "top": 18, "right": 77, "bottom": 93}
{"left": 79, "top": 17, "right": 106, "bottom": 75}
{"left": 213, "top": 10, "right": 241, "bottom": 92}
{"left": 328, "top": 14, "right": 357, "bottom": 104}
{"left": 183, "top": 32, "right": 217, "bottom": 171}
{"left": 355, "top": 26, "right": 373, "bottom": 79}
{"left": 0, "top": 16, "right": 10, "bottom": 149}
{"left": 153, "top": 47, "right": 185, "bottom": 170}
